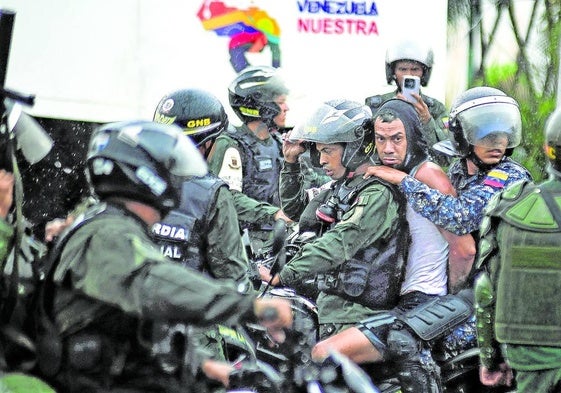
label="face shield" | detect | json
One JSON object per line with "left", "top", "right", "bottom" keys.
{"left": 116, "top": 123, "right": 208, "bottom": 178}
{"left": 454, "top": 97, "right": 522, "bottom": 150}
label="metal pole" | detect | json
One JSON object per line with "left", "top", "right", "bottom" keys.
{"left": 0, "top": 9, "right": 15, "bottom": 90}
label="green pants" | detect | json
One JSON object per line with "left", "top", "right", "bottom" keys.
{"left": 516, "top": 368, "right": 561, "bottom": 393}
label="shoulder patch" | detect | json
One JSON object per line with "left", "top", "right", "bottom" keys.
{"left": 225, "top": 148, "right": 242, "bottom": 170}
{"left": 218, "top": 147, "right": 243, "bottom": 192}
{"left": 483, "top": 169, "right": 509, "bottom": 188}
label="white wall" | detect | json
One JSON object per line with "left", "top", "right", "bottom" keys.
{"left": 0, "top": 0, "right": 448, "bottom": 126}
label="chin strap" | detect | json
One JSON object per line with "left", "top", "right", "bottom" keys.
{"left": 467, "top": 149, "right": 505, "bottom": 173}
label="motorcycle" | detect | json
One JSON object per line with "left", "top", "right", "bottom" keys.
{"left": 222, "top": 221, "right": 380, "bottom": 392}
{"left": 226, "top": 287, "right": 379, "bottom": 393}
{"left": 227, "top": 346, "right": 381, "bottom": 393}
{"left": 242, "top": 221, "right": 511, "bottom": 393}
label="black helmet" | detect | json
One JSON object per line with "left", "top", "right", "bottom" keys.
{"left": 153, "top": 88, "right": 228, "bottom": 147}
{"left": 544, "top": 108, "right": 561, "bottom": 178}
{"left": 87, "top": 120, "right": 208, "bottom": 214}
{"left": 385, "top": 39, "right": 434, "bottom": 86}
{"left": 228, "top": 65, "right": 289, "bottom": 128}
{"left": 289, "top": 99, "right": 375, "bottom": 171}
{"left": 448, "top": 86, "right": 521, "bottom": 159}
{"left": 374, "top": 99, "right": 428, "bottom": 173}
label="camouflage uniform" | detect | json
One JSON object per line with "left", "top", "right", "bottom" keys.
{"left": 398, "top": 157, "right": 532, "bottom": 236}
{"left": 152, "top": 174, "right": 256, "bottom": 367}
{"left": 0, "top": 218, "right": 13, "bottom": 264}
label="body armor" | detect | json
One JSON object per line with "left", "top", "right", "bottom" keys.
{"left": 311, "top": 177, "right": 409, "bottom": 310}
{"left": 152, "top": 174, "right": 225, "bottom": 272}
{"left": 227, "top": 126, "right": 283, "bottom": 206}
{"left": 480, "top": 179, "right": 561, "bottom": 346}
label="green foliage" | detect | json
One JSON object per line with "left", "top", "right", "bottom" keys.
{"left": 449, "top": 0, "right": 561, "bottom": 182}
{"left": 473, "top": 63, "right": 553, "bottom": 182}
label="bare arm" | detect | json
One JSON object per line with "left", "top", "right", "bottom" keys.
{"left": 440, "top": 231, "right": 476, "bottom": 293}
{"left": 414, "top": 162, "right": 476, "bottom": 293}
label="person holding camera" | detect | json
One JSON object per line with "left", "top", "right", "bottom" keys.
{"left": 365, "top": 39, "right": 449, "bottom": 165}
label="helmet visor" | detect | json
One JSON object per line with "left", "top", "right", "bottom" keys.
{"left": 168, "top": 132, "right": 208, "bottom": 177}
{"left": 289, "top": 100, "right": 368, "bottom": 144}
{"left": 457, "top": 101, "right": 521, "bottom": 149}
{"left": 118, "top": 125, "right": 208, "bottom": 178}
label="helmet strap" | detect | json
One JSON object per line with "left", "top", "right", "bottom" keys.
{"left": 199, "top": 140, "right": 213, "bottom": 160}
{"left": 467, "top": 147, "right": 504, "bottom": 173}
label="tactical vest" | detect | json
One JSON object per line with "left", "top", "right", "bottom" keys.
{"left": 36, "top": 203, "right": 190, "bottom": 391}
{"left": 482, "top": 180, "right": 561, "bottom": 346}
{"left": 227, "top": 126, "right": 283, "bottom": 206}
{"left": 311, "top": 177, "right": 409, "bottom": 310}
{"left": 151, "top": 175, "right": 225, "bottom": 273}
{"left": 36, "top": 203, "right": 134, "bottom": 378}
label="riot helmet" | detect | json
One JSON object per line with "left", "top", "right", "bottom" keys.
{"left": 153, "top": 88, "right": 228, "bottom": 148}
{"left": 385, "top": 39, "right": 434, "bottom": 86}
{"left": 86, "top": 120, "right": 208, "bottom": 214}
{"left": 448, "top": 87, "right": 521, "bottom": 164}
{"left": 374, "top": 98, "right": 428, "bottom": 173}
{"left": 289, "top": 99, "right": 375, "bottom": 171}
{"left": 544, "top": 108, "right": 561, "bottom": 179}
{"left": 228, "top": 65, "right": 289, "bottom": 128}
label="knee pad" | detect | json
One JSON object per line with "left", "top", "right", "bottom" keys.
{"left": 386, "top": 327, "right": 419, "bottom": 360}
{"left": 356, "top": 312, "right": 396, "bottom": 356}
{"left": 387, "top": 327, "right": 442, "bottom": 393}
{"left": 397, "top": 356, "right": 442, "bottom": 393}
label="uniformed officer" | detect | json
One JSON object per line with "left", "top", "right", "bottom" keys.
{"left": 307, "top": 99, "right": 476, "bottom": 393}
{"left": 152, "top": 89, "right": 259, "bottom": 384}
{"left": 207, "top": 66, "right": 289, "bottom": 253}
{"left": 474, "top": 107, "right": 561, "bottom": 392}
{"left": 365, "top": 39, "right": 449, "bottom": 164}
{"left": 366, "top": 86, "right": 532, "bottom": 242}
{"left": 37, "top": 121, "right": 292, "bottom": 393}
{"left": 153, "top": 88, "right": 255, "bottom": 292}
{"left": 260, "top": 99, "right": 409, "bottom": 340}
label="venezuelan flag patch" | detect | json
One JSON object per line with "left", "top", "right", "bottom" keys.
{"left": 483, "top": 169, "right": 509, "bottom": 188}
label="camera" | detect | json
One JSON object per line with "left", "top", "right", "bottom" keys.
{"left": 401, "top": 75, "right": 420, "bottom": 103}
